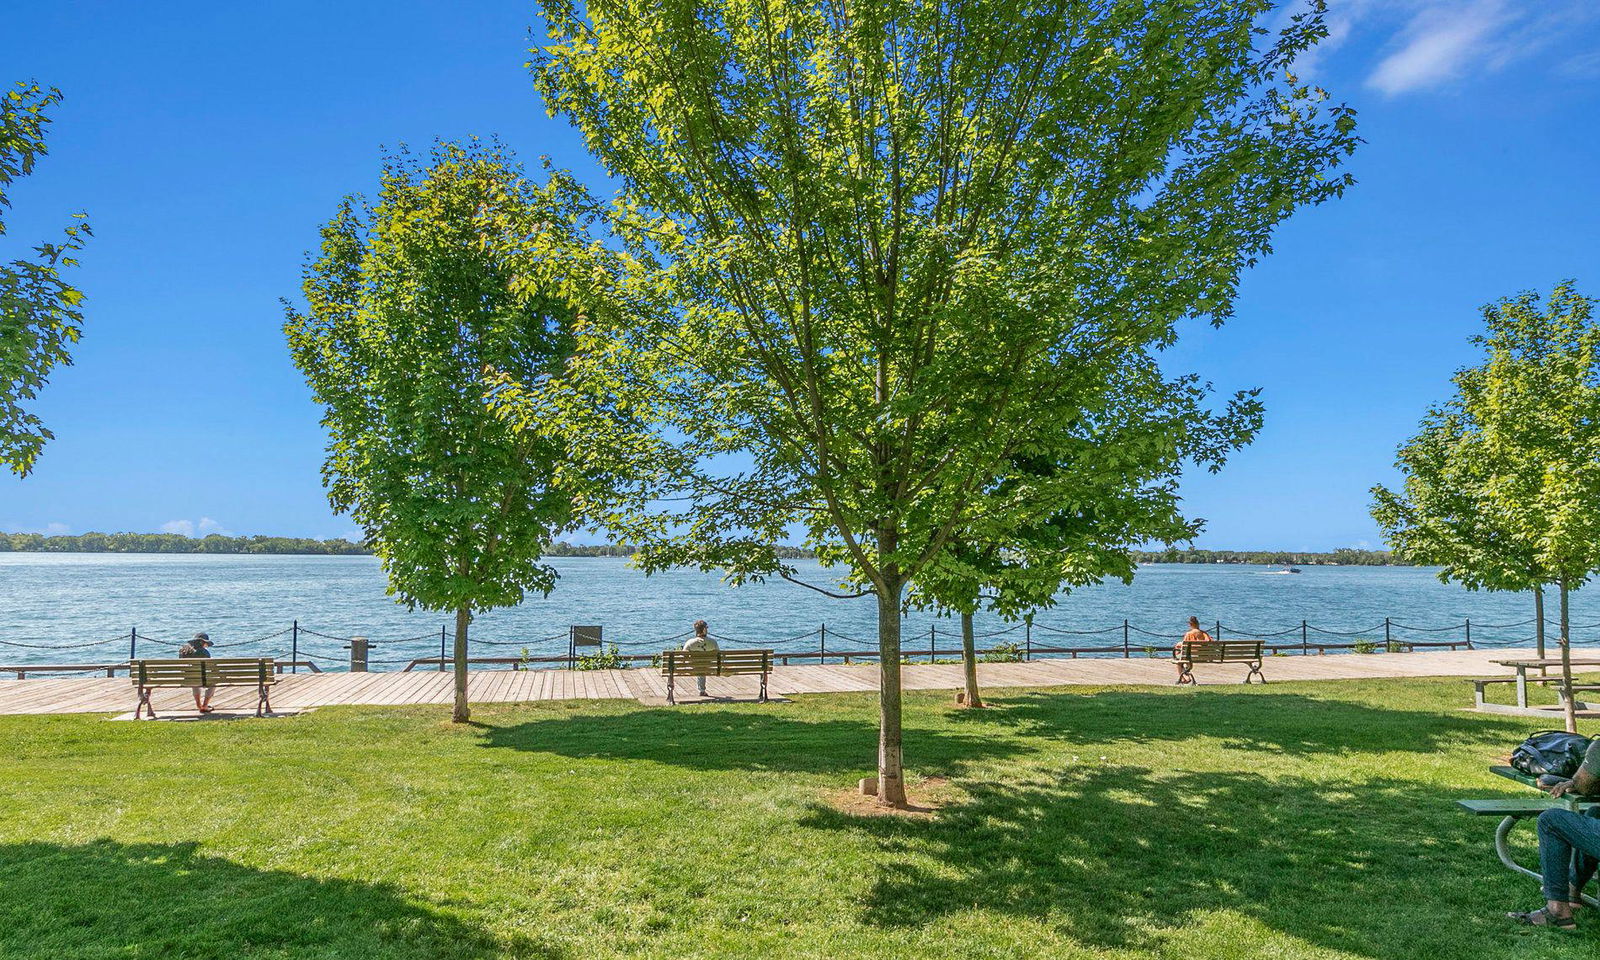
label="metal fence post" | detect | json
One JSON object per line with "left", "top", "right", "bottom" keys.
{"left": 819, "top": 623, "right": 827, "bottom": 665}
{"left": 1215, "top": 620, "right": 1222, "bottom": 642}
{"left": 439, "top": 625, "right": 447, "bottom": 672}
{"left": 291, "top": 619, "right": 299, "bottom": 674}
{"left": 129, "top": 626, "right": 137, "bottom": 661}
{"left": 1302, "top": 620, "right": 1308, "bottom": 655}
{"left": 1385, "top": 617, "right": 1392, "bottom": 652}
{"left": 1123, "top": 619, "right": 1130, "bottom": 658}
{"left": 1025, "top": 620, "right": 1032, "bottom": 661}
{"left": 1465, "top": 618, "right": 1472, "bottom": 650}
{"left": 930, "top": 624, "right": 937, "bottom": 663}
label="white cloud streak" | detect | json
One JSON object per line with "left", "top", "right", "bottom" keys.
{"left": 1367, "top": 0, "right": 1511, "bottom": 95}
{"left": 161, "top": 517, "right": 231, "bottom": 538}
{"left": 1281, "top": 0, "right": 1598, "bottom": 96}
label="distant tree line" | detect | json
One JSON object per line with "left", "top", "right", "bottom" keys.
{"left": 0, "top": 532, "right": 370, "bottom": 554}
{"left": 1129, "top": 547, "right": 1398, "bottom": 566}
{"left": 0, "top": 534, "right": 1393, "bottom": 566}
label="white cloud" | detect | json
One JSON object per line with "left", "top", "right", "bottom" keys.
{"left": 1557, "top": 48, "right": 1600, "bottom": 80}
{"left": 1368, "top": 0, "right": 1510, "bottom": 95}
{"left": 3, "top": 521, "right": 72, "bottom": 535}
{"left": 1279, "top": 0, "right": 1598, "bottom": 95}
{"left": 160, "top": 517, "right": 232, "bottom": 538}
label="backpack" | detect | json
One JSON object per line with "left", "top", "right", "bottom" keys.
{"left": 1510, "top": 731, "right": 1595, "bottom": 778}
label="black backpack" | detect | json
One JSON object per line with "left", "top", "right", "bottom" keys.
{"left": 1510, "top": 731, "right": 1595, "bottom": 778}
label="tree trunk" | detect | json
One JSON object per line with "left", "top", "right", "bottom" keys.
{"left": 452, "top": 605, "right": 471, "bottom": 723}
{"left": 1534, "top": 585, "right": 1546, "bottom": 676}
{"left": 960, "top": 610, "right": 983, "bottom": 708}
{"left": 1560, "top": 580, "right": 1577, "bottom": 734}
{"left": 875, "top": 581, "right": 908, "bottom": 807}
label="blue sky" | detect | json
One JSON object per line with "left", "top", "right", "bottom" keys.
{"left": 1, "top": 0, "right": 1597, "bottom": 549}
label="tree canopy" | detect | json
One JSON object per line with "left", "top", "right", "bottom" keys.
{"left": 531, "top": 0, "right": 1357, "bottom": 804}
{"left": 907, "top": 353, "right": 1262, "bottom": 706}
{"left": 1, "top": 81, "right": 90, "bottom": 477}
{"left": 285, "top": 141, "right": 590, "bottom": 722}
{"left": 1374, "top": 283, "right": 1600, "bottom": 730}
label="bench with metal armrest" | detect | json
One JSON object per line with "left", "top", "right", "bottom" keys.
{"left": 659, "top": 649, "right": 772, "bottom": 705}
{"left": 129, "top": 658, "right": 277, "bottom": 718}
{"left": 1173, "top": 641, "right": 1265, "bottom": 685}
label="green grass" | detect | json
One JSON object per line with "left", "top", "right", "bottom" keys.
{"left": 2, "top": 677, "right": 1595, "bottom": 958}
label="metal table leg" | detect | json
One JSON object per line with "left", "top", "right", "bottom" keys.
{"left": 1494, "top": 814, "right": 1600, "bottom": 909}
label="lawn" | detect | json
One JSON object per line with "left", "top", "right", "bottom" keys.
{"left": 1, "top": 677, "right": 1594, "bottom": 959}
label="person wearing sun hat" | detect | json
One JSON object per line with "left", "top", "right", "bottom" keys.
{"left": 681, "top": 620, "right": 719, "bottom": 697}
{"left": 178, "top": 632, "right": 216, "bottom": 713}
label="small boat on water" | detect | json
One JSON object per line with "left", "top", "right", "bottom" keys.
{"left": 1263, "top": 565, "right": 1303, "bottom": 575}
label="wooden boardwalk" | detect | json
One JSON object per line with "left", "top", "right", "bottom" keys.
{"left": 0, "top": 647, "right": 1571, "bottom": 716}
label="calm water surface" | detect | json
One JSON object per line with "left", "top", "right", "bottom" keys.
{"left": 0, "top": 555, "right": 1586, "bottom": 670}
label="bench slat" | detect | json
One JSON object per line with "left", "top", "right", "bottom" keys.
{"left": 659, "top": 650, "right": 773, "bottom": 677}
{"left": 1176, "top": 641, "right": 1262, "bottom": 662}
{"left": 130, "top": 658, "right": 277, "bottom": 688}
{"left": 1458, "top": 798, "right": 1599, "bottom": 815}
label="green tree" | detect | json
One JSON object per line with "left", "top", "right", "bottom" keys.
{"left": 1374, "top": 284, "right": 1600, "bottom": 731}
{"left": 533, "top": 0, "right": 1356, "bottom": 804}
{"left": 1471, "top": 286, "right": 1600, "bottom": 733}
{"left": 1, "top": 81, "right": 90, "bottom": 477}
{"left": 909, "top": 357, "right": 1261, "bottom": 709}
{"left": 285, "top": 142, "right": 586, "bottom": 723}
{"left": 1372, "top": 411, "right": 1551, "bottom": 664}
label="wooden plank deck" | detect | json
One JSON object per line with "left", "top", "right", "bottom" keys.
{"left": 0, "top": 647, "right": 1570, "bottom": 716}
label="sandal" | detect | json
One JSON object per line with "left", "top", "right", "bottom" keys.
{"left": 1508, "top": 907, "right": 1576, "bottom": 929}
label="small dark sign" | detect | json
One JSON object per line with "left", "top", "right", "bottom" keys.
{"left": 570, "top": 625, "right": 603, "bottom": 647}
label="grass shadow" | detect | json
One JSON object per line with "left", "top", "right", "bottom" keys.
{"left": 479, "top": 705, "right": 1028, "bottom": 777}
{"left": 805, "top": 688, "right": 1576, "bottom": 957}
{"left": 949, "top": 687, "right": 1536, "bottom": 757}
{"left": 0, "top": 839, "right": 558, "bottom": 959}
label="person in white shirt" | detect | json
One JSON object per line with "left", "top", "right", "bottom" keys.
{"left": 681, "top": 620, "right": 719, "bottom": 696}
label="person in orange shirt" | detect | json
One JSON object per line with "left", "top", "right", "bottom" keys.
{"left": 1174, "top": 617, "right": 1213, "bottom": 679}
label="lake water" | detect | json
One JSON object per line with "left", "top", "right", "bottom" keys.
{"left": 0, "top": 554, "right": 1588, "bottom": 671}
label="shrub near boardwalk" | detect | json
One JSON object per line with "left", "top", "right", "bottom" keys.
{"left": 0, "top": 678, "right": 1593, "bottom": 958}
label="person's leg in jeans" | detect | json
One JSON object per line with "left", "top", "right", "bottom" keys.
{"left": 696, "top": 674, "right": 708, "bottom": 697}
{"left": 1531, "top": 808, "right": 1600, "bottom": 922}
{"left": 1568, "top": 806, "right": 1600, "bottom": 901}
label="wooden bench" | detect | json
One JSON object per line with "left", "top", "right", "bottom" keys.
{"left": 1173, "top": 641, "right": 1264, "bottom": 685}
{"left": 130, "top": 658, "right": 277, "bottom": 718}
{"left": 660, "top": 649, "right": 772, "bottom": 705}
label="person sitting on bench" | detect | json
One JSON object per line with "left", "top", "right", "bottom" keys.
{"left": 1509, "top": 739, "right": 1600, "bottom": 928}
{"left": 178, "top": 632, "right": 216, "bottom": 714}
{"left": 1175, "top": 616, "right": 1212, "bottom": 653}
{"left": 682, "top": 620, "right": 718, "bottom": 697}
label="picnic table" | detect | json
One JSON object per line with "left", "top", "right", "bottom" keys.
{"left": 1456, "top": 765, "right": 1599, "bottom": 907}
{"left": 1472, "top": 658, "right": 1600, "bottom": 716}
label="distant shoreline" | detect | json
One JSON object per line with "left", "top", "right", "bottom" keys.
{"left": 1, "top": 534, "right": 1400, "bottom": 565}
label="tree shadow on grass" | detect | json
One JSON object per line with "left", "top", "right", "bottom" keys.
{"left": 479, "top": 707, "right": 1027, "bottom": 777}
{"left": 0, "top": 839, "right": 558, "bottom": 960}
{"left": 946, "top": 687, "right": 1536, "bottom": 758}
{"left": 805, "top": 691, "right": 1567, "bottom": 958}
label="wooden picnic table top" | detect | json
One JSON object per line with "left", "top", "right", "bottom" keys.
{"left": 1492, "top": 657, "right": 1600, "bottom": 669}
